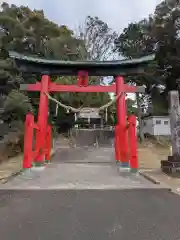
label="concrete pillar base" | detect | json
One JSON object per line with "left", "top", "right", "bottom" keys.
{"left": 116, "top": 161, "right": 130, "bottom": 172}
{"left": 31, "top": 166, "right": 45, "bottom": 171}
{"left": 45, "top": 160, "right": 51, "bottom": 164}
{"left": 33, "top": 162, "right": 45, "bottom": 167}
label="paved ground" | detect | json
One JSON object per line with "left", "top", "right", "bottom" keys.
{"left": 0, "top": 189, "right": 180, "bottom": 239}
{"left": 0, "top": 147, "right": 180, "bottom": 239}
{"left": 0, "top": 147, "right": 164, "bottom": 189}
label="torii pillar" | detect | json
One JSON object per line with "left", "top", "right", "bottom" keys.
{"left": 34, "top": 75, "right": 50, "bottom": 164}
{"left": 116, "top": 76, "right": 129, "bottom": 167}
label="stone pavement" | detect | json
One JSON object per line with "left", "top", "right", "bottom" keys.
{"left": 0, "top": 147, "right": 168, "bottom": 190}
{"left": 0, "top": 137, "right": 170, "bottom": 186}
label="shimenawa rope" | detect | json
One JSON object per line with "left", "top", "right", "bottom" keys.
{"left": 44, "top": 92, "right": 123, "bottom": 113}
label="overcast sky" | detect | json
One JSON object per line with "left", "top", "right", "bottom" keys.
{"left": 5, "top": 0, "right": 162, "bottom": 33}
{"left": 4, "top": 0, "right": 163, "bottom": 99}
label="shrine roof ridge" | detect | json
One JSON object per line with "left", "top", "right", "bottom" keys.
{"left": 9, "top": 51, "right": 155, "bottom": 66}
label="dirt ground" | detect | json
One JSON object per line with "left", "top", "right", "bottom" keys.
{"left": 138, "top": 140, "right": 180, "bottom": 193}
{"left": 138, "top": 140, "right": 170, "bottom": 170}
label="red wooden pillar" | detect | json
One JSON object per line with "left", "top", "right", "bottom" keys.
{"left": 23, "top": 113, "right": 34, "bottom": 169}
{"left": 45, "top": 125, "right": 52, "bottom": 163}
{"left": 34, "top": 75, "right": 50, "bottom": 165}
{"left": 128, "top": 115, "right": 138, "bottom": 172}
{"left": 116, "top": 76, "right": 129, "bottom": 167}
{"left": 115, "top": 125, "right": 121, "bottom": 161}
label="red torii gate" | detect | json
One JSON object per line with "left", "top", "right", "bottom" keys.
{"left": 10, "top": 51, "right": 153, "bottom": 172}
{"left": 21, "top": 73, "right": 140, "bottom": 171}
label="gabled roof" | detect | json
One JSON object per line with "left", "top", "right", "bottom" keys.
{"left": 9, "top": 51, "right": 155, "bottom": 76}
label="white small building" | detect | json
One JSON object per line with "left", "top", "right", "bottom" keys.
{"left": 143, "top": 115, "right": 171, "bottom": 136}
